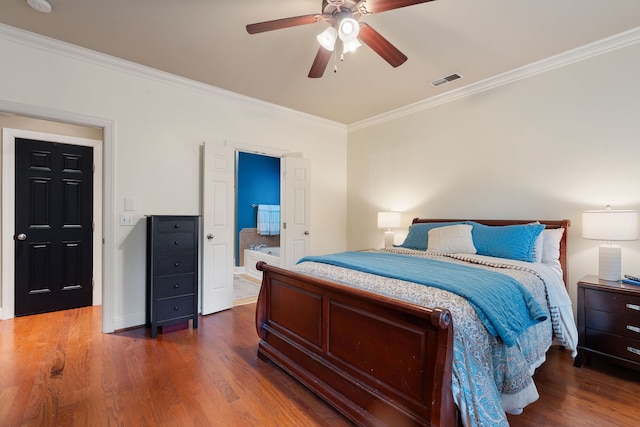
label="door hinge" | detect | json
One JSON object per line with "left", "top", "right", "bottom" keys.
{"left": 283, "top": 222, "right": 287, "bottom": 230}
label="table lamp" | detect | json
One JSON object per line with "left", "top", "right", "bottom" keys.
{"left": 378, "top": 211, "right": 401, "bottom": 248}
{"left": 582, "top": 205, "right": 638, "bottom": 281}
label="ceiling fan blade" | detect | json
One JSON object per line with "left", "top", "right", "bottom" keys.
{"left": 308, "top": 47, "right": 332, "bottom": 78}
{"left": 358, "top": 0, "right": 436, "bottom": 14}
{"left": 358, "top": 23, "right": 407, "bottom": 67}
{"left": 246, "top": 14, "right": 321, "bottom": 34}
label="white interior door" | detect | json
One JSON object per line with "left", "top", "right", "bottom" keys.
{"left": 201, "top": 142, "right": 234, "bottom": 315}
{"left": 282, "top": 156, "right": 311, "bottom": 268}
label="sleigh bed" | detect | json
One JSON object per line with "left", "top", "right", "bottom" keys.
{"left": 255, "top": 218, "right": 575, "bottom": 426}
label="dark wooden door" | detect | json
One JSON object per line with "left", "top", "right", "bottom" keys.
{"left": 14, "top": 138, "right": 94, "bottom": 316}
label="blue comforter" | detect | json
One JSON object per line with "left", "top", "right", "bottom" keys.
{"left": 297, "top": 251, "right": 546, "bottom": 347}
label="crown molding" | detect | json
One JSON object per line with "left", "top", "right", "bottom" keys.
{"left": 4, "top": 22, "right": 638, "bottom": 134}
{"left": 0, "top": 23, "right": 346, "bottom": 132}
{"left": 348, "top": 26, "right": 640, "bottom": 132}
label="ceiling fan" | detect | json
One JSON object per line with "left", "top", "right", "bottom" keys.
{"left": 246, "top": 0, "right": 436, "bottom": 78}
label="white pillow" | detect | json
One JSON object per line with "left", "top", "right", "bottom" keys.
{"left": 541, "top": 228, "right": 565, "bottom": 273}
{"left": 532, "top": 230, "right": 544, "bottom": 262}
{"left": 427, "top": 224, "right": 477, "bottom": 254}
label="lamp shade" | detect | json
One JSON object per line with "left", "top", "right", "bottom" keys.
{"left": 342, "top": 38, "right": 362, "bottom": 53}
{"left": 316, "top": 26, "right": 337, "bottom": 51}
{"left": 338, "top": 18, "right": 360, "bottom": 42}
{"left": 377, "top": 211, "right": 401, "bottom": 229}
{"left": 582, "top": 208, "right": 638, "bottom": 241}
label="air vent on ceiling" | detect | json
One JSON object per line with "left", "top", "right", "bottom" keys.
{"left": 430, "top": 73, "right": 463, "bottom": 87}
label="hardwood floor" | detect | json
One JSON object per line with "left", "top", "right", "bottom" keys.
{"left": 0, "top": 305, "right": 351, "bottom": 427}
{"left": 1, "top": 305, "right": 639, "bottom": 426}
{"left": 507, "top": 346, "right": 640, "bottom": 427}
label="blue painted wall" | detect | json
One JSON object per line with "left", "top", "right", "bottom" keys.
{"left": 236, "top": 152, "right": 280, "bottom": 264}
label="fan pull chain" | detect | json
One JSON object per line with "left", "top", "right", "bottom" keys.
{"left": 334, "top": 48, "right": 347, "bottom": 74}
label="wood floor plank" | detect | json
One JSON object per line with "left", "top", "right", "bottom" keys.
{"left": 507, "top": 345, "right": 640, "bottom": 426}
{"left": 2, "top": 304, "right": 640, "bottom": 426}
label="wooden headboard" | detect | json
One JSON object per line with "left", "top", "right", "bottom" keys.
{"left": 412, "top": 218, "right": 571, "bottom": 286}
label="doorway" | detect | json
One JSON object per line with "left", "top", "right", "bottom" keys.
{"left": 233, "top": 152, "right": 280, "bottom": 304}
{"left": 200, "top": 141, "right": 310, "bottom": 316}
{"left": 14, "top": 138, "right": 94, "bottom": 316}
{"left": 2, "top": 122, "right": 105, "bottom": 325}
{"left": 235, "top": 152, "right": 281, "bottom": 269}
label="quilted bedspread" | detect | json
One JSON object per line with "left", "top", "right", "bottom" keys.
{"left": 298, "top": 251, "right": 547, "bottom": 347}
{"left": 293, "top": 249, "right": 574, "bottom": 427}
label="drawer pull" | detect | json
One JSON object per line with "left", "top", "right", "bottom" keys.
{"left": 173, "top": 284, "right": 180, "bottom": 289}
{"left": 626, "top": 303, "right": 640, "bottom": 312}
{"left": 174, "top": 241, "right": 180, "bottom": 245}
{"left": 628, "top": 325, "right": 640, "bottom": 334}
{"left": 174, "top": 306, "right": 179, "bottom": 311}
{"left": 628, "top": 346, "right": 640, "bottom": 356}
{"left": 174, "top": 262, "right": 180, "bottom": 267}
{"left": 174, "top": 224, "right": 180, "bottom": 229}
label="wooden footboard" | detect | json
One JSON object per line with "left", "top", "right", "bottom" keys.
{"left": 255, "top": 261, "right": 457, "bottom": 427}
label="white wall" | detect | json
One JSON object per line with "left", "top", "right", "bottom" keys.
{"left": 0, "top": 29, "right": 348, "bottom": 330}
{"left": 347, "top": 41, "right": 640, "bottom": 310}
{"left": 4, "top": 25, "right": 639, "bottom": 329}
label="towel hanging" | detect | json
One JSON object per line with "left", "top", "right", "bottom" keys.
{"left": 257, "top": 204, "right": 280, "bottom": 236}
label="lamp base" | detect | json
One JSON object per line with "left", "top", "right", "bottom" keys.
{"left": 384, "top": 231, "right": 395, "bottom": 248}
{"left": 598, "top": 244, "right": 621, "bottom": 281}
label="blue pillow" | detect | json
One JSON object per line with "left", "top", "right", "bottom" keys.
{"left": 396, "top": 221, "right": 465, "bottom": 250}
{"left": 468, "top": 222, "right": 545, "bottom": 262}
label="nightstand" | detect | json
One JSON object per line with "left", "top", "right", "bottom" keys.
{"left": 574, "top": 275, "right": 640, "bottom": 371}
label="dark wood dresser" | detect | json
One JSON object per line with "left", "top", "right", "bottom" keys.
{"left": 575, "top": 275, "right": 640, "bottom": 371}
{"left": 146, "top": 215, "right": 199, "bottom": 338}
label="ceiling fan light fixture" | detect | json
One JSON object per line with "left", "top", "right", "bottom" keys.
{"left": 338, "top": 18, "right": 360, "bottom": 42}
{"left": 246, "top": 0, "right": 421, "bottom": 78}
{"left": 342, "top": 38, "right": 361, "bottom": 53}
{"left": 316, "top": 26, "right": 337, "bottom": 51}
{"left": 26, "top": 0, "right": 52, "bottom": 13}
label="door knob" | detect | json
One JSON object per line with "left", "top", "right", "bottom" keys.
{"left": 304, "top": 231, "right": 310, "bottom": 236}
{"left": 17, "top": 233, "right": 27, "bottom": 241}
{"left": 207, "top": 234, "right": 214, "bottom": 240}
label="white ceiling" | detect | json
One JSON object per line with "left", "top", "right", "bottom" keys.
{"left": 2, "top": 0, "right": 640, "bottom": 124}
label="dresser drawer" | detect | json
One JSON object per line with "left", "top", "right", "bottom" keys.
{"left": 585, "top": 328, "right": 640, "bottom": 364}
{"left": 586, "top": 308, "right": 640, "bottom": 340}
{"left": 156, "top": 232, "right": 195, "bottom": 255}
{"left": 154, "top": 274, "right": 195, "bottom": 299}
{"left": 584, "top": 288, "right": 640, "bottom": 313}
{"left": 157, "top": 219, "right": 196, "bottom": 234}
{"left": 156, "top": 295, "right": 196, "bottom": 322}
{"left": 156, "top": 254, "right": 195, "bottom": 276}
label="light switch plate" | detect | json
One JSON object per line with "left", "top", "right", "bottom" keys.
{"left": 124, "top": 198, "right": 134, "bottom": 211}
{"left": 120, "top": 213, "right": 134, "bottom": 226}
